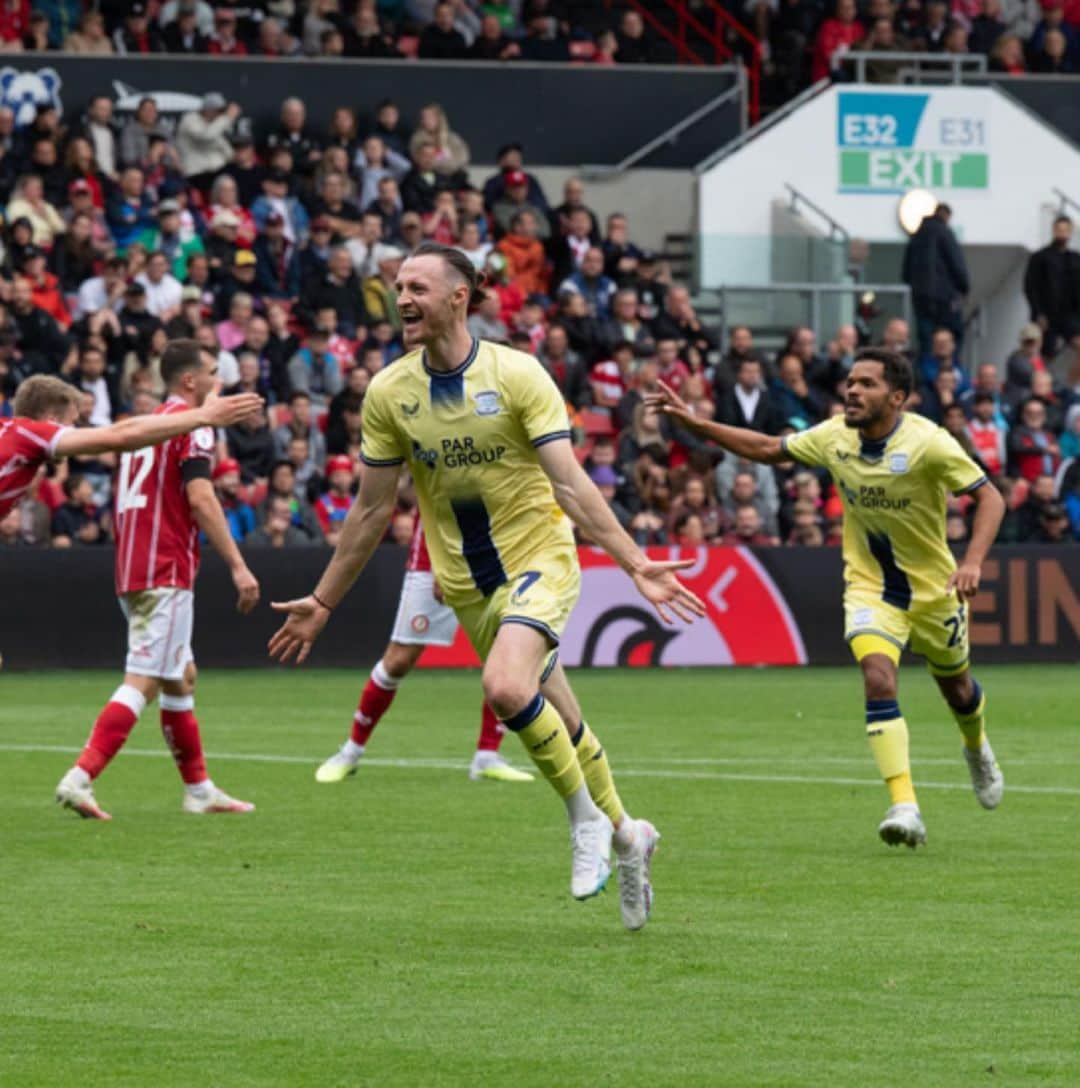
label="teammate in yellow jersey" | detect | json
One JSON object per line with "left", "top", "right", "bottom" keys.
{"left": 269, "top": 242, "right": 705, "bottom": 929}
{"left": 647, "top": 348, "right": 1006, "bottom": 849}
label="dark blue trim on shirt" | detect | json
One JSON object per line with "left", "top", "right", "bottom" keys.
{"left": 955, "top": 476, "right": 988, "bottom": 496}
{"left": 532, "top": 430, "right": 572, "bottom": 448}
{"left": 450, "top": 496, "right": 507, "bottom": 597}
{"left": 866, "top": 530, "right": 913, "bottom": 611}
{"left": 859, "top": 415, "right": 904, "bottom": 462}
{"left": 360, "top": 454, "right": 405, "bottom": 467}
{"left": 422, "top": 338, "right": 479, "bottom": 380}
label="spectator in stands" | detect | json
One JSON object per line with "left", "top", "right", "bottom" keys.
{"left": 344, "top": 211, "right": 385, "bottom": 279}
{"left": 1024, "top": 215, "right": 1080, "bottom": 358}
{"left": 137, "top": 199, "right": 203, "bottom": 281}
{"left": 714, "top": 325, "right": 766, "bottom": 396}
{"left": 253, "top": 212, "right": 301, "bottom": 300}
{"left": 717, "top": 357, "right": 780, "bottom": 433}
{"left": 65, "top": 10, "right": 113, "bottom": 54}
{"left": 120, "top": 98, "right": 162, "bottom": 172}
{"left": 722, "top": 504, "right": 777, "bottom": 547}
{"left": 106, "top": 167, "right": 155, "bottom": 252}
{"left": 552, "top": 179, "right": 600, "bottom": 242}
{"left": 209, "top": 7, "right": 247, "bottom": 55}
{"left": 518, "top": 12, "right": 571, "bottom": 61}
{"left": 299, "top": 246, "right": 367, "bottom": 337}
{"left": 76, "top": 345, "right": 114, "bottom": 426}
{"left": 552, "top": 208, "right": 597, "bottom": 285}
{"left": 902, "top": 202, "right": 969, "bottom": 353}
{"left": 115, "top": 281, "right": 162, "bottom": 361}
{"left": 26, "top": 137, "right": 66, "bottom": 209}
{"left": 720, "top": 468, "right": 780, "bottom": 537}
{"left": 252, "top": 170, "right": 310, "bottom": 243}
{"left": 314, "top": 454, "right": 357, "bottom": 546}
{"left": 222, "top": 135, "right": 265, "bottom": 207}
{"left": 401, "top": 141, "right": 454, "bottom": 216}
{"left": 918, "top": 326, "right": 969, "bottom": 392}
{"left": 51, "top": 475, "right": 107, "bottom": 548}
{"left": 419, "top": 1, "right": 469, "bottom": 58}
{"left": 967, "top": 391, "right": 1008, "bottom": 476}
{"left": 113, "top": 1, "right": 163, "bottom": 53}
{"left": 11, "top": 275, "right": 70, "bottom": 374}
{"left": 811, "top": 0, "right": 865, "bottom": 81}
{"left": 482, "top": 144, "right": 548, "bottom": 214}
{"left": 288, "top": 326, "right": 343, "bottom": 405}
{"left": 615, "top": 9, "right": 658, "bottom": 63}
{"left": 920, "top": 366, "right": 961, "bottom": 424}
{"left": 1005, "top": 322, "right": 1051, "bottom": 405}
{"left": 162, "top": 2, "right": 210, "bottom": 53}
{"left": 881, "top": 316, "right": 913, "bottom": 358}
{"left": 21, "top": 247, "right": 69, "bottom": 329}
{"left": 1009, "top": 397, "right": 1061, "bottom": 481}
{"left": 135, "top": 250, "right": 183, "bottom": 321}
{"left": 49, "top": 213, "right": 97, "bottom": 297}
{"left": 539, "top": 323, "right": 591, "bottom": 409}
{"left": 274, "top": 391, "right": 327, "bottom": 463}
{"left": 1031, "top": 502, "right": 1073, "bottom": 543}
{"left": 652, "top": 285, "right": 718, "bottom": 359}
{"left": 363, "top": 246, "right": 404, "bottom": 330}
{"left": 559, "top": 246, "right": 616, "bottom": 320}
{"left": 176, "top": 94, "right": 238, "bottom": 191}
{"left": 257, "top": 460, "right": 322, "bottom": 540}
{"left": 667, "top": 474, "right": 724, "bottom": 541}
{"left": 244, "top": 493, "right": 314, "bottom": 548}
{"left": 74, "top": 254, "right": 126, "bottom": 322}
{"left": 989, "top": 31, "right": 1027, "bottom": 71}
{"left": 770, "top": 352, "right": 826, "bottom": 430}
{"left": 1030, "top": 369, "right": 1067, "bottom": 433}
{"left": 212, "top": 458, "right": 258, "bottom": 542}
{"left": 7, "top": 176, "right": 65, "bottom": 249}
{"left": 969, "top": 0, "right": 1008, "bottom": 53}
{"left": 497, "top": 210, "right": 548, "bottom": 299}
{"left": 492, "top": 168, "right": 551, "bottom": 242}
{"left": 467, "top": 288, "right": 509, "bottom": 342}
{"left": 602, "top": 212, "right": 643, "bottom": 286}
{"left": 226, "top": 403, "right": 275, "bottom": 485}
{"left": 1061, "top": 403, "right": 1080, "bottom": 460}
{"left": 70, "top": 95, "right": 117, "bottom": 181}
{"left": 598, "top": 288, "right": 654, "bottom": 359}
{"left": 409, "top": 103, "right": 470, "bottom": 179}
{"left": 470, "top": 13, "right": 520, "bottom": 58}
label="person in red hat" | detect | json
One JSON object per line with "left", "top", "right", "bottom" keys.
{"left": 492, "top": 166, "right": 551, "bottom": 241}
{"left": 212, "top": 456, "right": 258, "bottom": 541}
{"left": 314, "top": 454, "right": 357, "bottom": 546}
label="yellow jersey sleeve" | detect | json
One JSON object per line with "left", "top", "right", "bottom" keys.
{"left": 360, "top": 378, "right": 406, "bottom": 466}
{"left": 513, "top": 357, "right": 573, "bottom": 448}
{"left": 781, "top": 419, "right": 836, "bottom": 467}
{"left": 924, "top": 428, "right": 987, "bottom": 495}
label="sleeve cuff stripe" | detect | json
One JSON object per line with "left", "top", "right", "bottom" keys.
{"left": 955, "top": 476, "right": 989, "bottom": 495}
{"left": 360, "top": 454, "right": 405, "bottom": 467}
{"left": 532, "top": 431, "right": 572, "bottom": 448}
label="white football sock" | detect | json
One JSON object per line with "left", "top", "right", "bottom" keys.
{"left": 564, "top": 783, "right": 603, "bottom": 827}
{"left": 612, "top": 816, "right": 638, "bottom": 856}
{"left": 184, "top": 778, "right": 213, "bottom": 799}
{"left": 342, "top": 739, "right": 365, "bottom": 760}
{"left": 68, "top": 766, "right": 91, "bottom": 789}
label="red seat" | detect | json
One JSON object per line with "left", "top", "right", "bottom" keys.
{"left": 316, "top": 411, "right": 329, "bottom": 434}
{"left": 268, "top": 404, "right": 291, "bottom": 429}
{"left": 397, "top": 35, "right": 419, "bottom": 58}
{"left": 579, "top": 410, "right": 615, "bottom": 438}
{"left": 569, "top": 40, "right": 596, "bottom": 61}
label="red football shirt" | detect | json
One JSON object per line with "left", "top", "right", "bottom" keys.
{"left": 0, "top": 417, "right": 68, "bottom": 519}
{"left": 114, "top": 396, "right": 215, "bottom": 594}
{"left": 406, "top": 514, "right": 431, "bottom": 573}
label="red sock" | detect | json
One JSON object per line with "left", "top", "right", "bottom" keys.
{"left": 351, "top": 661, "right": 399, "bottom": 746}
{"left": 160, "top": 695, "right": 207, "bottom": 785}
{"left": 476, "top": 701, "right": 505, "bottom": 752}
{"left": 76, "top": 685, "right": 146, "bottom": 779}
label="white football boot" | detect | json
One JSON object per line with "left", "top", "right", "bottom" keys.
{"left": 878, "top": 803, "right": 927, "bottom": 849}
{"left": 963, "top": 741, "right": 1004, "bottom": 809}
{"left": 183, "top": 785, "right": 255, "bottom": 814}
{"left": 56, "top": 769, "right": 111, "bottom": 820}
{"left": 570, "top": 814, "right": 613, "bottom": 900}
{"left": 616, "top": 819, "right": 660, "bottom": 931}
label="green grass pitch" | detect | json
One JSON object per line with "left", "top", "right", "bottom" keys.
{"left": 2, "top": 665, "right": 1079, "bottom": 1087}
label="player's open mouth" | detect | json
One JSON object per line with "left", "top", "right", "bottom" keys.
{"left": 401, "top": 313, "right": 422, "bottom": 328}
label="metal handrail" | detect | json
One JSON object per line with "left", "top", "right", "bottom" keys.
{"left": 783, "top": 183, "right": 850, "bottom": 243}
{"left": 706, "top": 282, "right": 913, "bottom": 350}
{"left": 838, "top": 51, "right": 987, "bottom": 85}
{"left": 694, "top": 79, "right": 831, "bottom": 174}
{"left": 1053, "top": 187, "right": 1080, "bottom": 218}
{"left": 581, "top": 79, "right": 745, "bottom": 179}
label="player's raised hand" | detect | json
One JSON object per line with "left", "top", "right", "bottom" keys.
{"left": 203, "top": 392, "right": 264, "bottom": 428}
{"left": 643, "top": 379, "right": 691, "bottom": 421}
{"left": 232, "top": 565, "right": 261, "bottom": 614}
{"left": 630, "top": 559, "right": 707, "bottom": 624}
{"left": 946, "top": 560, "right": 982, "bottom": 599}
{"left": 268, "top": 595, "right": 331, "bottom": 664}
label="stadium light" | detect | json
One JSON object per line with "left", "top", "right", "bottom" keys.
{"left": 897, "top": 189, "right": 938, "bottom": 235}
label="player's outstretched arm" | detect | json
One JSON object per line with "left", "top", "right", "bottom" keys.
{"left": 644, "top": 381, "right": 787, "bottom": 464}
{"left": 53, "top": 393, "right": 264, "bottom": 458}
{"left": 268, "top": 461, "right": 401, "bottom": 664}
{"left": 186, "top": 476, "right": 261, "bottom": 614}
{"left": 536, "top": 438, "right": 706, "bottom": 625}
{"left": 947, "top": 480, "right": 1006, "bottom": 598}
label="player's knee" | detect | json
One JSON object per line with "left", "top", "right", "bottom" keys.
{"left": 183, "top": 661, "right": 198, "bottom": 690}
{"left": 482, "top": 670, "right": 532, "bottom": 721}
{"left": 860, "top": 656, "right": 896, "bottom": 701}
{"left": 382, "top": 642, "right": 419, "bottom": 677}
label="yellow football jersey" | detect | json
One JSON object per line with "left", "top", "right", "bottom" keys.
{"left": 782, "top": 413, "right": 987, "bottom": 610}
{"left": 361, "top": 338, "right": 575, "bottom": 606}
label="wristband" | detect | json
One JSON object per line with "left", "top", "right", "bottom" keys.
{"left": 312, "top": 591, "right": 334, "bottom": 612}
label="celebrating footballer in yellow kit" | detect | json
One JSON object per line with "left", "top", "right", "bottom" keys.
{"left": 648, "top": 348, "right": 1006, "bottom": 849}
{"left": 269, "top": 242, "right": 705, "bottom": 929}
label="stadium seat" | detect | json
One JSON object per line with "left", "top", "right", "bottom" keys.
{"left": 579, "top": 410, "right": 616, "bottom": 438}
{"left": 316, "top": 411, "right": 329, "bottom": 434}
{"left": 569, "top": 40, "right": 597, "bottom": 61}
{"left": 268, "top": 405, "right": 291, "bottom": 429}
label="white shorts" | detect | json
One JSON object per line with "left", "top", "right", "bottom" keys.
{"left": 119, "top": 588, "right": 194, "bottom": 680}
{"left": 390, "top": 571, "right": 459, "bottom": 646}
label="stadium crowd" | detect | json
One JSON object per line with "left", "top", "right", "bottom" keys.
{"left": 2, "top": 0, "right": 1076, "bottom": 109}
{"left": 0, "top": 85, "right": 1077, "bottom": 553}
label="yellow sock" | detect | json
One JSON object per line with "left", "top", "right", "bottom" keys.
{"left": 866, "top": 700, "right": 917, "bottom": 806}
{"left": 505, "top": 695, "right": 583, "bottom": 799}
{"left": 950, "top": 679, "right": 987, "bottom": 751}
{"left": 571, "top": 722, "right": 625, "bottom": 826}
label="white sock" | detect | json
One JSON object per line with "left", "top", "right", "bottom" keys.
{"left": 342, "top": 739, "right": 365, "bottom": 760}
{"left": 68, "top": 766, "right": 91, "bottom": 789}
{"left": 371, "top": 659, "right": 401, "bottom": 691}
{"left": 470, "top": 750, "right": 502, "bottom": 769}
{"left": 564, "top": 784, "right": 602, "bottom": 826}
{"left": 612, "top": 815, "right": 638, "bottom": 856}
{"left": 185, "top": 778, "right": 213, "bottom": 799}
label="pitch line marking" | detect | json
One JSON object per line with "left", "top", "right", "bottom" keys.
{"left": 3, "top": 744, "right": 1079, "bottom": 797}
